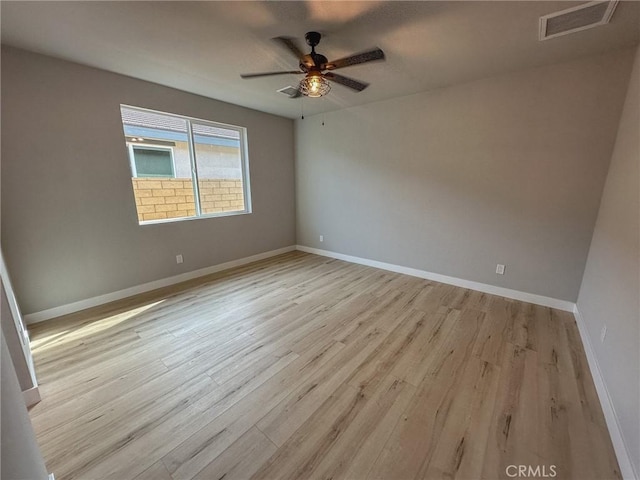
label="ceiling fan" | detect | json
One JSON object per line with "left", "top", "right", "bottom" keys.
{"left": 240, "top": 31, "right": 385, "bottom": 98}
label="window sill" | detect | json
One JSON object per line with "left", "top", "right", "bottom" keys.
{"left": 138, "top": 210, "right": 252, "bottom": 226}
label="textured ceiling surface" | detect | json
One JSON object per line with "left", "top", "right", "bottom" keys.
{"left": 2, "top": 1, "right": 639, "bottom": 118}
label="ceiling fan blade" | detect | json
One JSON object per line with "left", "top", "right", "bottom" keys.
{"left": 324, "top": 72, "right": 369, "bottom": 92}
{"left": 325, "top": 48, "right": 385, "bottom": 70}
{"left": 240, "top": 71, "right": 304, "bottom": 79}
{"left": 273, "top": 36, "right": 308, "bottom": 61}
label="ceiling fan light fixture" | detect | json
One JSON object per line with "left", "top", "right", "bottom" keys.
{"left": 300, "top": 71, "right": 330, "bottom": 98}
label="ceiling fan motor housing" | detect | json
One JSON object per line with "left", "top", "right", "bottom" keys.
{"left": 300, "top": 53, "right": 328, "bottom": 72}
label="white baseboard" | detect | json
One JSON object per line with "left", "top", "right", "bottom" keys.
{"left": 22, "top": 385, "right": 41, "bottom": 407}
{"left": 296, "top": 245, "right": 575, "bottom": 312}
{"left": 573, "top": 305, "right": 637, "bottom": 480}
{"left": 24, "top": 246, "right": 296, "bottom": 324}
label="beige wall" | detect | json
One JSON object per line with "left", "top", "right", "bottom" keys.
{"left": 1, "top": 46, "right": 295, "bottom": 314}
{"left": 296, "top": 48, "right": 635, "bottom": 302}
{"left": 577, "top": 45, "right": 640, "bottom": 477}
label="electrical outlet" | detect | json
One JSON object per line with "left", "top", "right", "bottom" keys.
{"left": 496, "top": 264, "right": 505, "bottom": 275}
{"left": 600, "top": 325, "right": 607, "bottom": 343}
{"left": 319, "top": 235, "right": 324, "bottom": 243}
{"left": 176, "top": 254, "right": 183, "bottom": 264}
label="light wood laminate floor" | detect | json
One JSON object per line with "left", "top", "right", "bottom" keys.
{"left": 28, "top": 251, "right": 620, "bottom": 480}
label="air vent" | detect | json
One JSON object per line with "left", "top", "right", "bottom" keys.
{"left": 277, "top": 86, "right": 300, "bottom": 97}
{"left": 539, "top": 1, "right": 618, "bottom": 41}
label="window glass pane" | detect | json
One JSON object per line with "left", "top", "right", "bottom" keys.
{"left": 121, "top": 106, "right": 196, "bottom": 223}
{"left": 120, "top": 105, "right": 250, "bottom": 224}
{"left": 133, "top": 148, "right": 174, "bottom": 177}
{"left": 192, "top": 123, "right": 246, "bottom": 215}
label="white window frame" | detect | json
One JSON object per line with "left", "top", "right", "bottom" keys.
{"left": 121, "top": 104, "right": 252, "bottom": 225}
{"left": 128, "top": 143, "right": 176, "bottom": 178}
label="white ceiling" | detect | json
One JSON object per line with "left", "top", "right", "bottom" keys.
{"left": 2, "top": 1, "right": 639, "bottom": 119}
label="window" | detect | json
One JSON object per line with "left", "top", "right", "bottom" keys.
{"left": 129, "top": 146, "right": 175, "bottom": 178}
{"left": 120, "top": 105, "right": 251, "bottom": 224}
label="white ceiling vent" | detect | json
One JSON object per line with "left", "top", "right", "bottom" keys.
{"left": 277, "top": 86, "right": 300, "bottom": 98}
{"left": 539, "top": 1, "right": 619, "bottom": 41}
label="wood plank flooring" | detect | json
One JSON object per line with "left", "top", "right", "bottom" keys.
{"left": 28, "top": 251, "right": 620, "bottom": 480}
